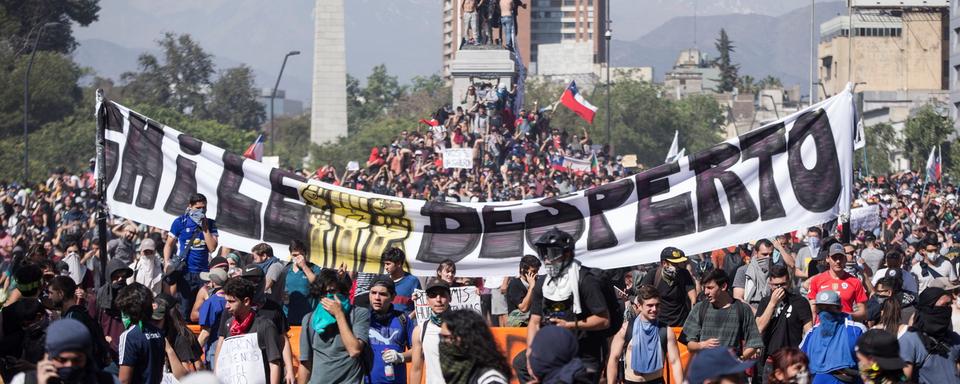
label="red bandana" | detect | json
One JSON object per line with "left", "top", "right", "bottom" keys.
{"left": 229, "top": 310, "right": 256, "bottom": 336}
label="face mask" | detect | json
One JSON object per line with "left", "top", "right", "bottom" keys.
{"left": 57, "top": 366, "right": 84, "bottom": 383}
{"left": 807, "top": 237, "right": 820, "bottom": 251}
{"left": 110, "top": 281, "right": 126, "bottom": 290}
{"left": 662, "top": 264, "right": 677, "bottom": 280}
{"left": 187, "top": 208, "right": 205, "bottom": 224}
{"left": 875, "top": 295, "right": 889, "bottom": 305}
{"left": 756, "top": 257, "right": 771, "bottom": 273}
{"left": 67, "top": 251, "right": 79, "bottom": 258}
{"left": 772, "top": 249, "right": 782, "bottom": 263}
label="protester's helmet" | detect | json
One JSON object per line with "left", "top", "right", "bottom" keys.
{"left": 535, "top": 227, "right": 576, "bottom": 278}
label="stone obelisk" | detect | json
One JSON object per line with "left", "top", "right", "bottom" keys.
{"left": 311, "top": 0, "right": 348, "bottom": 145}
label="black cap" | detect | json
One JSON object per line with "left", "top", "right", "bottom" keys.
{"left": 370, "top": 275, "right": 396, "bottom": 296}
{"left": 241, "top": 265, "right": 264, "bottom": 279}
{"left": 660, "top": 247, "right": 688, "bottom": 263}
{"left": 855, "top": 329, "right": 905, "bottom": 370}
{"left": 425, "top": 279, "right": 450, "bottom": 294}
{"left": 208, "top": 256, "right": 228, "bottom": 270}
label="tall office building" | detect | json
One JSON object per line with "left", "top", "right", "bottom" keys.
{"left": 818, "top": 1, "right": 948, "bottom": 98}
{"left": 311, "top": 0, "right": 348, "bottom": 145}
{"left": 441, "top": 0, "right": 608, "bottom": 78}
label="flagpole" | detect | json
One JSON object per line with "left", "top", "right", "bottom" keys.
{"left": 95, "top": 89, "right": 109, "bottom": 284}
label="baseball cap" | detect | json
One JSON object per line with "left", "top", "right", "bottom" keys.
{"left": 208, "top": 256, "right": 228, "bottom": 270}
{"left": 425, "top": 279, "right": 450, "bottom": 295}
{"left": 200, "top": 268, "right": 228, "bottom": 286}
{"left": 370, "top": 275, "right": 397, "bottom": 296}
{"left": 855, "top": 329, "right": 905, "bottom": 370}
{"left": 138, "top": 238, "right": 156, "bottom": 252}
{"left": 45, "top": 319, "right": 92, "bottom": 358}
{"left": 815, "top": 290, "right": 841, "bottom": 306}
{"left": 241, "top": 265, "right": 264, "bottom": 279}
{"left": 828, "top": 243, "right": 845, "bottom": 257}
{"left": 686, "top": 348, "right": 755, "bottom": 384}
{"left": 660, "top": 247, "right": 688, "bottom": 264}
{"left": 927, "top": 277, "right": 960, "bottom": 291}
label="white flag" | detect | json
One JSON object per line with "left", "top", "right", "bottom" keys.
{"left": 665, "top": 130, "right": 679, "bottom": 163}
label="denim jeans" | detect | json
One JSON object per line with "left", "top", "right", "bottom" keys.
{"left": 463, "top": 11, "right": 478, "bottom": 41}
{"left": 177, "top": 271, "right": 205, "bottom": 319}
{"left": 500, "top": 15, "right": 515, "bottom": 50}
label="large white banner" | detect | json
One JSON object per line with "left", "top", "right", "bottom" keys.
{"left": 97, "top": 86, "right": 855, "bottom": 277}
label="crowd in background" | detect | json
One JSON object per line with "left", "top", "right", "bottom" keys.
{"left": 1, "top": 86, "right": 960, "bottom": 384}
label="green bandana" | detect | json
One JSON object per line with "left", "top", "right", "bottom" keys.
{"left": 311, "top": 294, "right": 351, "bottom": 331}
{"left": 121, "top": 312, "right": 143, "bottom": 329}
{"left": 439, "top": 340, "right": 477, "bottom": 384}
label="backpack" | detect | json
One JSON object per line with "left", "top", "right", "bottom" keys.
{"left": 619, "top": 318, "right": 669, "bottom": 383}
{"left": 583, "top": 266, "right": 625, "bottom": 338}
{"left": 722, "top": 248, "right": 745, "bottom": 283}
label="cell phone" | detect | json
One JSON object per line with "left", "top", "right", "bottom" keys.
{"left": 613, "top": 285, "right": 627, "bottom": 297}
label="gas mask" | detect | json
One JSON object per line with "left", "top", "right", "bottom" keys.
{"left": 539, "top": 246, "right": 571, "bottom": 279}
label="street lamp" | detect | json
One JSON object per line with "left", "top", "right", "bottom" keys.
{"left": 23, "top": 21, "right": 59, "bottom": 184}
{"left": 270, "top": 50, "right": 300, "bottom": 155}
{"left": 605, "top": 15, "right": 612, "bottom": 147}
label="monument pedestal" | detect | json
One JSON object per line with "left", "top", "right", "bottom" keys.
{"left": 449, "top": 47, "right": 517, "bottom": 111}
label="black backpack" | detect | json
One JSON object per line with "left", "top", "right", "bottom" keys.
{"left": 582, "top": 267, "right": 625, "bottom": 338}
{"left": 722, "top": 248, "right": 745, "bottom": 282}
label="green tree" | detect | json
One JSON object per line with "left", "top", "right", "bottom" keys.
{"left": 737, "top": 75, "right": 757, "bottom": 96}
{"left": 713, "top": 29, "right": 739, "bottom": 93}
{"left": 272, "top": 114, "right": 312, "bottom": 169}
{"left": 0, "top": 108, "right": 94, "bottom": 183}
{"left": 759, "top": 75, "right": 783, "bottom": 89}
{"left": 0, "top": 50, "right": 83, "bottom": 137}
{"left": 1, "top": 0, "right": 100, "bottom": 54}
{"left": 129, "top": 103, "right": 258, "bottom": 153}
{"left": 121, "top": 33, "right": 214, "bottom": 115}
{"left": 854, "top": 123, "right": 898, "bottom": 175}
{"left": 903, "top": 102, "right": 956, "bottom": 175}
{"left": 205, "top": 65, "right": 265, "bottom": 131}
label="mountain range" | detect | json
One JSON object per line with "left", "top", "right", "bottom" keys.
{"left": 70, "top": 0, "right": 847, "bottom": 104}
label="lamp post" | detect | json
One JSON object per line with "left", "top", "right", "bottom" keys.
{"left": 605, "top": 13, "right": 612, "bottom": 147}
{"left": 270, "top": 50, "right": 300, "bottom": 155}
{"left": 23, "top": 22, "right": 59, "bottom": 184}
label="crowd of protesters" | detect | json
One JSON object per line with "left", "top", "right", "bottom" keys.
{"left": 2, "top": 38, "right": 960, "bottom": 382}
{"left": 2, "top": 148, "right": 960, "bottom": 384}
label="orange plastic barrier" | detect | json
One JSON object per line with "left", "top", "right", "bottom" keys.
{"left": 187, "top": 325, "right": 691, "bottom": 384}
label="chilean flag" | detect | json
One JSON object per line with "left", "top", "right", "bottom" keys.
{"left": 243, "top": 134, "right": 265, "bottom": 161}
{"left": 560, "top": 81, "right": 597, "bottom": 124}
{"left": 926, "top": 145, "right": 941, "bottom": 183}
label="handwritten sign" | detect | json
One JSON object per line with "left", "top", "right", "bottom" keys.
{"left": 850, "top": 204, "right": 880, "bottom": 233}
{"left": 442, "top": 148, "right": 473, "bottom": 169}
{"left": 216, "top": 333, "right": 265, "bottom": 384}
{"left": 413, "top": 286, "right": 482, "bottom": 325}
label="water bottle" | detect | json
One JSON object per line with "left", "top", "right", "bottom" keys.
{"left": 384, "top": 362, "right": 395, "bottom": 382}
